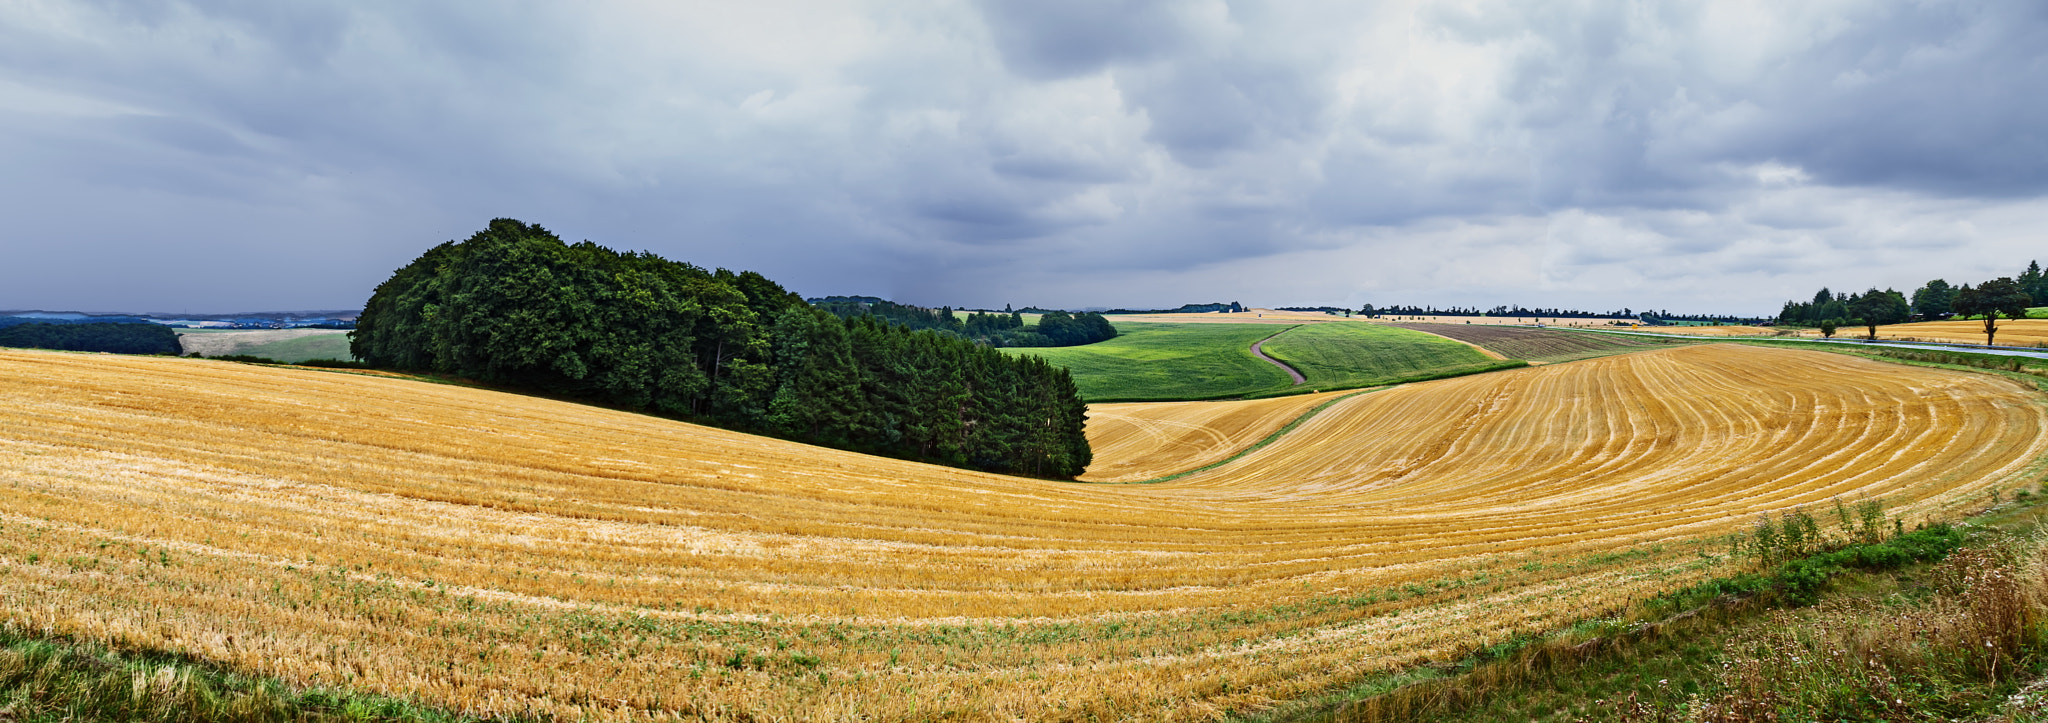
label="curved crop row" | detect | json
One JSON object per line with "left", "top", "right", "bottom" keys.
{"left": 1387, "top": 322, "right": 1682, "bottom": 363}
{"left": 1, "top": 344, "right": 2043, "bottom": 720}
{"left": 1079, "top": 389, "right": 1355, "bottom": 482}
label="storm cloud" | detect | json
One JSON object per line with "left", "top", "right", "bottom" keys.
{"left": 3, "top": 0, "right": 2046, "bottom": 314}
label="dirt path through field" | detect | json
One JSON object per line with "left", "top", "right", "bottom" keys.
{"left": 1251, "top": 326, "right": 1307, "bottom": 384}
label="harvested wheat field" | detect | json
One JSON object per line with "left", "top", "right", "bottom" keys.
{"left": 1079, "top": 389, "right": 1359, "bottom": 482}
{"left": 1365, "top": 315, "right": 1637, "bottom": 328}
{"left": 1631, "top": 325, "right": 1780, "bottom": 337}
{"left": 3, "top": 344, "right": 2047, "bottom": 721}
{"left": 1829, "top": 318, "right": 2048, "bottom": 347}
{"left": 1389, "top": 323, "right": 1687, "bottom": 364}
{"left": 1104, "top": 308, "right": 1343, "bottom": 324}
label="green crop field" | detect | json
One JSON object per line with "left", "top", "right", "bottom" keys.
{"left": 175, "top": 329, "right": 355, "bottom": 363}
{"left": 1258, "top": 322, "right": 1523, "bottom": 391}
{"left": 1012, "top": 320, "right": 1525, "bottom": 402}
{"left": 1006, "top": 322, "right": 1296, "bottom": 401}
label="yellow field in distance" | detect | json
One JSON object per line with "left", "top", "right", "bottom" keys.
{"left": 1818, "top": 318, "right": 2048, "bottom": 347}
{"left": 2, "top": 344, "right": 2044, "bottom": 720}
{"left": 1362, "top": 314, "right": 1638, "bottom": 328}
{"left": 1650, "top": 319, "right": 2048, "bottom": 345}
{"left": 1633, "top": 325, "right": 1781, "bottom": 337}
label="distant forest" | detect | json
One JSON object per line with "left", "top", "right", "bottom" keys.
{"left": 1358, "top": 304, "right": 1764, "bottom": 324}
{"left": 0, "top": 322, "right": 182, "bottom": 355}
{"left": 811, "top": 298, "right": 1116, "bottom": 348}
{"left": 351, "top": 219, "right": 1091, "bottom": 479}
{"left": 1779, "top": 261, "right": 2048, "bottom": 330}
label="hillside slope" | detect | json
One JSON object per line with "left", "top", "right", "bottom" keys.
{"left": 2, "top": 345, "right": 2044, "bottom": 720}
{"left": 1016, "top": 319, "right": 1520, "bottom": 401}
{"left": 1259, "top": 321, "right": 1518, "bottom": 388}
{"left": 1388, "top": 322, "right": 1685, "bottom": 363}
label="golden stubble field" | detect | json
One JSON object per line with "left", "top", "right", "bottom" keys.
{"left": 3, "top": 344, "right": 2046, "bottom": 720}
{"left": 1079, "top": 390, "right": 1356, "bottom": 483}
{"left": 1647, "top": 319, "right": 2048, "bottom": 345}
{"left": 1362, "top": 315, "right": 1639, "bottom": 328}
{"left": 1630, "top": 325, "right": 1780, "bottom": 337}
{"left": 1838, "top": 318, "right": 2048, "bottom": 347}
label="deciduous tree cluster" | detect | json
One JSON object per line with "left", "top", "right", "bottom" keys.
{"left": 1779, "top": 262, "right": 2043, "bottom": 345}
{"left": 812, "top": 299, "right": 1116, "bottom": 348}
{"left": 351, "top": 219, "right": 1090, "bottom": 478}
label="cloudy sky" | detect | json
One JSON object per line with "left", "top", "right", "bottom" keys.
{"left": 3, "top": 1, "right": 2045, "bottom": 315}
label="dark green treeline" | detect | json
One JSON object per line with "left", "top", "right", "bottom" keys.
{"left": 0, "top": 322, "right": 182, "bottom": 355}
{"left": 350, "top": 219, "right": 1090, "bottom": 479}
{"left": 811, "top": 298, "right": 1117, "bottom": 348}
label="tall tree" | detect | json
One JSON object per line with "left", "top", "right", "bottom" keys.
{"left": 1953, "top": 278, "right": 2034, "bottom": 346}
{"left": 1850, "top": 288, "right": 1910, "bottom": 340}
{"left": 2021, "top": 261, "right": 2047, "bottom": 305}
{"left": 1910, "top": 279, "right": 1956, "bottom": 319}
{"left": 765, "top": 306, "right": 865, "bottom": 445}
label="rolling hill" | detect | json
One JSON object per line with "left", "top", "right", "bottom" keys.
{"left": 3, "top": 344, "right": 2041, "bottom": 720}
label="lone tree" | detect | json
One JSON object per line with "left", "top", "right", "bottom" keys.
{"left": 1819, "top": 320, "right": 1838, "bottom": 339}
{"left": 1850, "top": 287, "right": 1910, "bottom": 340}
{"left": 1952, "top": 277, "right": 2034, "bottom": 346}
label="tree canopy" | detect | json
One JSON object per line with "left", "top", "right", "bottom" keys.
{"left": 0, "top": 322, "right": 182, "bottom": 355}
{"left": 813, "top": 299, "right": 1116, "bottom": 348}
{"left": 1849, "top": 288, "right": 1909, "bottom": 339}
{"left": 351, "top": 219, "right": 1091, "bottom": 478}
{"left": 1780, "top": 261, "right": 2048, "bottom": 333}
{"left": 1953, "top": 278, "right": 2033, "bottom": 346}
{"left": 1910, "top": 279, "right": 1956, "bottom": 318}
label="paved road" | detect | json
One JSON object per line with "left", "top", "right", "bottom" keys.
{"left": 1250, "top": 329, "right": 1307, "bottom": 384}
{"left": 1572, "top": 327, "right": 2048, "bottom": 360}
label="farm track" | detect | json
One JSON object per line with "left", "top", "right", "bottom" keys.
{"left": 1249, "top": 327, "right": 1307, "bottom": 384}
{"left": 2, "top": 345, "right": 2045, "bottom": 720}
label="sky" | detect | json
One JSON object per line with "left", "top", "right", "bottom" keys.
{"left": 3, "top": 1, "right": 2046, "bottom": 316}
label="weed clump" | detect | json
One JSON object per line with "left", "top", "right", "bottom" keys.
{"left": 1587, "top": 530, "right": 2048, "bottom": 722}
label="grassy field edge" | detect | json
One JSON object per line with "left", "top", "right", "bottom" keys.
{"left": 1236, "top": 347, "right": 2048, "bottom": 723}
{"left": 0, "top": 623, "right": 522, "bottom": 723}
{"left": 1251, "top": 504, "right": 2047, "bottom": 723}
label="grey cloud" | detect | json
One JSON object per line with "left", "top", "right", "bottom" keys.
{"left": 3, "top": 1, "right": 2048, "bottom": 316}
{"left": 975, "top": 0, "right": 1212, "bottom": 80}
{"left": 1725, "top": 3, "right": 2048, "bottom": 197}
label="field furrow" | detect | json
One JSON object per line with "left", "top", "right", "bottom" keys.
{"left": 2, "top": 344, "right": 2043, "bottom": 720}
{"left": 1078, "top": 390, "right": 1354, "bottom": 482}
